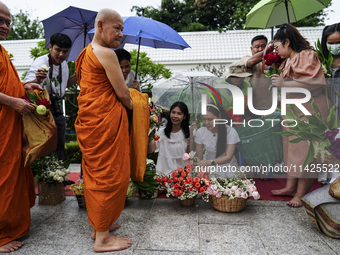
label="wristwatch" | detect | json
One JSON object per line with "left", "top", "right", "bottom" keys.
{"left": 210, "top": 160, "right": 215, "bottom": 166}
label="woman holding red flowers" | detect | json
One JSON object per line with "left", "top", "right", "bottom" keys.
{"left": 148, "top": 102, "right": 190, "bottom": 176}
{"left": 271, "top": 24, "right": 330, "bottom": 207}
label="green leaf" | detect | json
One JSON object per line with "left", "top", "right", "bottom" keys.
{"left": 301, "top": 141, "right": 315, "bottom": 171}
{"left": 26, "top": 90, "right": 39, "bottom": 104}
{"left": 276, "top": 131, "right": 294, "bottom": 137}
{"left": 311, "top": 99, "right": 322, "bottom": 121}
{"left": 320, "top": 139, "right": 331, "bottom": 148}
{"left": 326, "top": 105, "right": 337, "bottom": 130}
{"left": 287, "top": 138, "right": 304, "bottom": 144}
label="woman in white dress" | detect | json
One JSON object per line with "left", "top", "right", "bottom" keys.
{"left": 148, "top": 102, "right": 190, "bottom": 176}
{"left": 192, "top": 104, "right": 240, "bottom": 177}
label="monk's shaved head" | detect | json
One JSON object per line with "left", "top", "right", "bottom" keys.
{"left": 95, "top": 8, "right": 122, "bottom": 28}
{"left": 0, "top": 1, "right": 11, "bottom": 40}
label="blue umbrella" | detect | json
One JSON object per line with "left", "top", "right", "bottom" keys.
{"left": 42, "top": 6, "right": 97, "bottom": 61}
{"left": 89, "top": 16, "right": 190, "bottom": 77}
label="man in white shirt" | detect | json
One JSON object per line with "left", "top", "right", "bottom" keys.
{"left": 24, "top": 33, "right": 77, "bottom": 160}
{"left": 114, "top": 49, "right": 140, "bottom": 91}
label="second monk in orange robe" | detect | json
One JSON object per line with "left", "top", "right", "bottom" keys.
{"left": 75, "top": 9, "right": 133, "bottom": 252}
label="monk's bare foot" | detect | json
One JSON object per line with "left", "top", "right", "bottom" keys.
{"left": 287, "top": 196, "right": 303, "bottom": 207}
{"left": 0, "top": 241, "right": 24, "bottom": 253}
{"left": 93, "top": 235, "right": 132, "bottom": 252}
{"left": 91, "top": 224, "right": 121, "bottom": 239}
{"left": 271, "top": 188, "right": 296, "bottom": 196}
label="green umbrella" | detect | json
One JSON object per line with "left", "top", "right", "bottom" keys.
{"left": 245, "top": 0, "right": 331, "bottom": 29}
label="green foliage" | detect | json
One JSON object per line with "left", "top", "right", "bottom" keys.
{"left": 190, "top": 63, "right": 227, "bottom": 77}
{"left": 132, "top": 0, "right": 328, "bottom": 32}
{"left": 30, "top": 40, "right": 49, "bottom": 60}
{"left": 276, "top": 101, "right": 338, "bottom": 170}
{"left": 133, "top": 162, "right": 159, "bottom": 199}
{"left": 64, "top": 141, "right": 82, "bottom": 163}
{"left": 65, "top": 133, "right": 77, "bottom": 143}
{"left": 130, "top": 49, "right": 172, "bottom": 91}
{"left": 7, "top": 10, "right": 44, "bottom": 40}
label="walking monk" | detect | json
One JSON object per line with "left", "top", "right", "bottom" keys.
{"left": 0, "top": 1, "right": 41, "bottom": 252}
{"left": 75, "top": 9, "right": 133, "bottom": 252}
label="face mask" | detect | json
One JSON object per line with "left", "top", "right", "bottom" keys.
{"left": 327, "top": 43, "right": 340, "bottom": 55}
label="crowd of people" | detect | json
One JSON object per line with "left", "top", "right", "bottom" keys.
{"left": 1, "top": 1, "right": 339, "bottom": 252}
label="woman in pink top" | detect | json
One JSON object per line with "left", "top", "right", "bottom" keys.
{"left": 271, "top": 24, "right": 329, "bottom": 207}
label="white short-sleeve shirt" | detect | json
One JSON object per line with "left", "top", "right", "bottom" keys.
{"left": 195, "top": 125, "right": 240, "bottom": 174}
{"left": 24, "top": 54, "right": 69, "bottom": 97}
{"left": 155, "top": 129, "right": 189, "bottom": 176}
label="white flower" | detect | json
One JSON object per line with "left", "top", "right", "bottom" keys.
{"left": 64, "top": 176, "right": 68, "bottom": 181}
{"left": 252, "top": 191, "right": 260, "bottom": 200}
{"left": 41, "top": 64, "right": 50, "bottom": 72}
{"left": 49, "top": 172, "right": 55, "bottom": 177}
{"left": 146, "top": 159, "right": 154, "bottom": 165}
{"left": 57, "top": 177, "right": 63, "bottom": 182}
{"left": 65, "top": 169, "right": 70, "bottom": 174}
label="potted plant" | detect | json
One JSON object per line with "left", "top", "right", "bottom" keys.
{"left": 70, "top": 179, "right": 86, "bottom": 208}
{"left": 203, "top": 176, "right": 260, "bottom": 212}
{"left": 33, "top": 155, "right": 70, "bottom": 205}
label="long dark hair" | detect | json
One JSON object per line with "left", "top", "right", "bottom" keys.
{"left": 321, "top": 23, "right": 340, "bottom": 60}
{"left": 164, "top": 102, "right": 190, "bottom": 139}
{"left": 274, "top": 23, "right": 312, "bottom": 53}
{"left": 206, "top": 104, "right": 230, "bottom": 158}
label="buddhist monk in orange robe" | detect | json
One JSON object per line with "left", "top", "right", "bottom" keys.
{"left": 75, "top": 9, "right": 134, "bottom": 252}
{"left": 0, "top": 2, "right": 41, "bottom": 252}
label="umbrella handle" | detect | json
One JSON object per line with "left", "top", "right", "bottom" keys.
{"left": 135, "top": 37, "right": 141, "bottom": 80}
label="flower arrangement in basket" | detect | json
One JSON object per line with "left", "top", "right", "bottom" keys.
{"left": 31, "top": 154, "right": 70, "bottom": 205}
{"left": 148, "top": 102, "right": 164, "bottom": 141}
{"left": 70, "top": 179, "right": 86, "bottom": 208}
{"left": 158, "top": 163, "right": 210, "bottom": 206}
{"left": 203, "top": 175, "right": 260, "bottom": 212}
{"left": 277, "top": 101, "right": 340, "bottom": 170}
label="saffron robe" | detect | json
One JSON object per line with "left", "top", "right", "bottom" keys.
{"left": 0, "top": 44, "right": 36, "bottom": 246}
{"left": 75, "top": 44, "right": 137, "bottom": 231}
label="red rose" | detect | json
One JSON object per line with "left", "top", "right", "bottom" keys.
{"left": 186, "top": 168, "right": 191, "bottom": 174}
{"left": 156, "top": 177, "right": 161, "bottom": 182}
{"left": 154, "top": 136, "right": 160, "bottom": 141}
{"left": 186, "top": 164, "right": 191, "bottom": 169}
{"left": 177, "top": 167, "right": 183, "bottom": 173}
{"left": 181, "top": 186, "right": 186, "bottom": 191}
{"left": 175, "top": 183, "right": 181, "bottom": 188}
{"left": 178, "top": 176, "right": 184, "bottom": 182}
{"left": 199, "top": 187, "right": 206, "bottom": 193}
{"left": 173, "top": 189, "right": 179, "bottom": 196}
{"left": 21, "top": 95, "right": 31, "bottom": 103}
{"left": 195, "top": 182, "right": 201, "bottom": 188}
{"left": 181, "top": 171, "right": 187, "bottom": 178}
{"left": 161, "top": 176, "right": 167, "bottom": 182}
{"left": 193, "top": 177, "right": 200, "bottom": 183}
{"left": 168, "top": 178, "right": 172, "bottom": 184}
{"left": 171, "top": 171, "right": 177, "bottom": 178}
{"left": 178, "top": 190, "right": 183, "bottom": 196}
{"left": 173, "top": 177, "right": 178, "bottom": 183}
{"left": 38, "top": 98, "right": 51, "bottom": 109}
{"left": 187, "top": 176, "right": 193, "bottom": 182}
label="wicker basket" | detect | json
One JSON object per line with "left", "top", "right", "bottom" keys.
{"left": 209, "top": 195, "right": 247, "bottom": 212}
{"left": 179, "top": 196, "right": 197, "bottom": 206}
{"left": 329, "top": 177, "right": 340, "bottom": 200}
{"left": 236, "top": 114, "right": 283, "bottom": 166}
{"left": 38, "top": 182, "right": 65, "bottom": 205}
{"left": 76, "top": 195, "right": 86, "bottom": 208}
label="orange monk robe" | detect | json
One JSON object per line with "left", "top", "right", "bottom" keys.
{"left": 75, "top": 45, "right": 131, "bottom": 232}
{"left": 0, "top": 45, "right": 36, "bottom": 246}
{"left": 129, "top": 88, "right": 150, "bottom": 182}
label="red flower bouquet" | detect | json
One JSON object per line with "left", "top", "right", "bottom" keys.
{"left": 263, "top": 52, "right": 285, "bottom": 90}
{"left": 157, "top": 164, "right": 210, "bottom": 200}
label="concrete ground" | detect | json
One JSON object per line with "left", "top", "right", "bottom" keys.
{"left": 14, "top": 164, "right": 340, "bottom": 255}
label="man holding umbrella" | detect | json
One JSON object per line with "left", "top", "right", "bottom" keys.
{"left": 24, "top": 33, "right": 77, "bottom": 160}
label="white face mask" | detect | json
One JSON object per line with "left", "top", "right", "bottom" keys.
{"left": 327, "top": 43, "right": 340, "bottom": 55}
